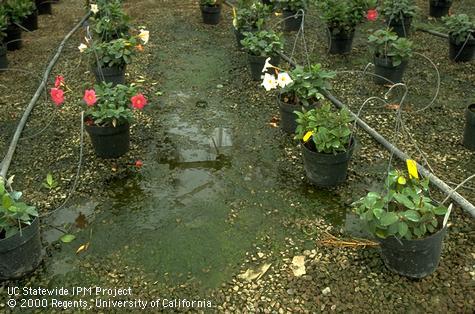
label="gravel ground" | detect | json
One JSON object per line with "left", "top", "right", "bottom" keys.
{"left": 0, "top": 0, "right": 474, "bottom": 313}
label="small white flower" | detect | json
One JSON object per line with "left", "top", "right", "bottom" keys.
{"left": 277, "top": 72, "right": 293, "bottom": 88}
{"left": 90, "top": 4, "right": 99, "bottom": 14}
{"left": 138, "top": 29, "right": 150, "bottom": 45}
{"left": 78, "top": 43, "right": 88, "bottom": 53}
{"left": 262, "top": 57, "right": 275, "bottom": 73}
{"left": 261, "top": 73, "right": 278, "bottom": 91}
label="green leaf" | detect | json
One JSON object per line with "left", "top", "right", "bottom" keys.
{"left": 60, "top": 234, "right": 76, "bottom": 243}
{"left": 380, "top": 212, "right": 399, "bottom": 226}
{"left": 433, "top": 206, "right": 447, "bottom": 215}
{"left": 47, "top": 173, "right": 53, "bottom": 186}
{"left": 398, "top": 221, "right": 408, "bottom": 237}
{"left": 402, "top": 210, "right": 421, "bottom": 222}
{"left": 393, "top": 193, "right": 415, "bottom": 209}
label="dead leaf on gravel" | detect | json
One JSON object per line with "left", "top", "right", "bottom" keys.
{"left": 237, "top": 263, "right": 271, "bottom": 281}
{"left": 385, "top": 103, "right": 400, "bottom": 110}
{"left": 291, "top": 255, "right": 306, "bottom": 277}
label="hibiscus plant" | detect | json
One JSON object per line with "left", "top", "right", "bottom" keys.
{"left": 79, "top": 29, "right": 149, "bottom": 69}
{"left": 233, "top": 0, "right": 271, "bottom": 31}
{"left": 294, "top": 103, "right": 353, "bottom": 154}
{"left": 200, "top": 0, "right": 222, "bottom": 7}
{"left": 380, "top": 0, "right": 418, "bottom": 23}
{"left": 281, "top": 64, "right": 336, "bottom": 107}
{"left": 368, "top": 29, "right": 413, "bottom": 66}
{"left": 1, "top": 0, "right": 35, "bottom": 25}
{"left": 443, "top": 14, "right": 475, "bottom": 45}
{"left": 50, "top": 77, "right": 149, "bottom": 127}
{"left": 241, "top": 30, "right": 284, "bottom": 57}
{"left": 318, "top": 0, "right": 377, "bottom": 34}
{"left": 89, "top": 0, "right": 130, "bottom": 42}
{"left": 353, "top": 170, "right": 448, "bottom": 240}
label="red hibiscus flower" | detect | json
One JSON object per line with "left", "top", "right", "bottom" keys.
{"left": 135, "top": 160, "right": 144, "bottom": 168}
{"left": 54, "top": 75, "right": 65, "bottom": 88}
{"left": 83, "top": 89, "right": 97, "bottom": 107}
{"left": 366, "top": 9, "right": 378, "bottom": 21}
{"left": 50, "top": 88, "right": 65, "bottom": 106}
{"left": 131, "top": 93, "right": 147, "bottom": 110}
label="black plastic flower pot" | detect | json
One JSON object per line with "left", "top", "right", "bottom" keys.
{"left": 200, "top": 5, "right": 221, "bottom": 25}
{"left": 328, "top": 29, "right": 355, "bottom": 55}
{"left": 247, "top": 54, "right": 280, "bottom": 81}
{"left": 448, "top": 36, "right": 475, "bottom": 63}
{"left": 429, "top": 0, "right": 451, "bottom": 18}
{"left": 93, "top": 65, "right": 126, "bottom": 86}
{"left": 278, "top": 98, "right": 300, "bottom": 134}
{"left": 85, "top": 122, "right": 130, "bottom": 158}
{"left": 463, "top": 104, "right": 475, "bottom": 150}
{"left": 36, "top": 0, "right": 52, "bottom": 15}
{"left": 5, "top": 24, "right": 23, "bottom": 51}
{"left": 283, "top": 10, "right": 302, "bottom": 32}
{"left": 378, "top": 226, "right": 447, "bottom": 278}
{"left": 0, "top": 217, "right": 43, "bottom": 280}
{"left": 301, "top": 139, "right": 355, "bottom": 187}
{"left": 0, "top": 44, "right": 8, "bottom": 71}
{"left": 387, "top": 17, "right": 412, "bottom": 38}
{"left": 373, "top": 56, "right": 408, "bottom": 85}
{"left": 21, "top": 10, "right": 39, "bottom": 32}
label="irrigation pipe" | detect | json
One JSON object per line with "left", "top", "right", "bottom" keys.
{"left": 0, "top": 13, "right": 91, "bottom": 180}
{"left": 416, "top": 27, "right": 449, "bottom": 39}
{"left": 277, "top": 51, "right": 475, "bottom": 217}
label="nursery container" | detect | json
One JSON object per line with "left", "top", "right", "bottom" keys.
{"left": 378, "top": 226, "right": 447, "bottom": 278}
{"left": 283, "top": 10, "right": 302, "bottom": 32}
{"left": 301, "top": 139, "right": 355, "bottom": 186}
{"left": 448, "top": 36, "right": 475, "bottom": 62}
{"left": 328, "top": 29, "right": 355, "bottom": 54}
{"left": 0, "top": 44, "right": 8, "bottom": 70}
{"left": 5, "top": 25, "right": 23, "bottom": 51}
{"left": 21, "top": 10, "right": 39, "bottom": 31}
{"left": 93, "top": 66, "right": 126, "bottom": 86}
{"left": 36, "top": 0, "right": 52, "bottom": 15}
{"left": 0, "top": 218, "right": 43, "bottom": 280}
{"left": 247, "top": 54, "right": 280, "bottom": 81}
{"left": 429, "top": 0, "right": 451, "bottom": 18}
{"left": 200, "top": 5, "right": 221, "bottom": 25}
{"left": 387, "top": 17, "right": 412, "bottom": 37}
{"left": 373, "top": 57, "right": 408, "bottom": 85}
{"left": 463, "top": 104, "right": 475, "bottom": 150}
{"left": 85, "top": 122, "right": 130, "bottom": 158}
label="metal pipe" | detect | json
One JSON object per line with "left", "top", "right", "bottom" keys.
{"left": 0, "top": 13, "right": 91, "bottom": 180}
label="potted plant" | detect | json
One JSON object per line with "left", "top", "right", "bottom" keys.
{"left": 294, "top": 103, "right": 355, "bottom": 186}
{"left": 35, "top": 0, "right": 51, "bottom": 15}
{"left": 319, "top": 0, "right": 377, "bottom": 54}
{"left": 443, "top": 14, "right": 475, "bottom": 62}
{"left": 0, "top": 178, "right": 42, "bottom": 280}
{"left": 353, "top": 169, "right": 449, "bottom": 278}
{"left": 90, "top": 0, "right": 130, "bottom": 42}
{"left": 233, "top": 0, "right": 271, "bottom": 48}
{"left": 0, "top": 8, "right": 8, "bottom": 71}
{"left": 241, "top": 30, "right": 284, "bottom": 80}
{"left": 21, "top": 0, "right": 38, "bottom": 32}
{"left": 79, "top": 29, "right": 149, "bottom": 85}
{"left": 429, "top": 0, "right": 452, "bottom": 18}
{"left": 463, "top": 103, "right": 475, "bottom": 150}
{"left": 200, "top": 0, "right": 222, "bottom": 25}
{"left": 2, "top": 0, "right": 35, "bottom": 50}
{"left": 380, "top": 0, "right": 417, "bottom": 37}
{"left": 368, "top": 29, "right": 413, "bottom": 85}
{"left": 275, "top": 64, "right": 336, "bottom": 133}
{"left": 260, "top": 63, "right": 335, "bottom": 133}
{"left": 50, "top": 78, "right": 149, "bottom": 158}
{"left": 274, "top": 0, "right": 308, "bottom": 31}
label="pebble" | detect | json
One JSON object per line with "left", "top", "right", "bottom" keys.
{"left": 322, "top": 287, "right": 331, "bottom": 296}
